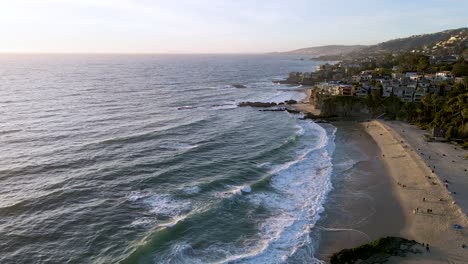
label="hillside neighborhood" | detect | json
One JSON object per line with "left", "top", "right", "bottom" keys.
{"left": 278, "top": 28, "right": 468, "bottom": 141}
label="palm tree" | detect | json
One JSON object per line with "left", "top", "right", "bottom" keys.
{"left": 431, "top": 94, "right": 440, "bottom": 113}
{"left": 461, "top": 108, "right": 468, "bottom": 135}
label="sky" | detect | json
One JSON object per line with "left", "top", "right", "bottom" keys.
{"left": 0, "top": 0, "right": 467, "bottom": 54}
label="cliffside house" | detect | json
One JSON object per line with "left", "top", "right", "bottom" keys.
{"left": 339, "top": 85, "right": 355, "bottom": 96}
{"left": 405, "top": 72, "right": 418, "bottom": 78}
{"left": 403, "top": 86, "right": 416, "bottom": 102}
{"left": 382, "top": 85, "right": 393, "bottom": 97}
{"left": 436, "top": 71, "right": 453, "bottom": 80}
{"left": 355, "top": 86, "right": 369, "bottom": 98}
{"left": 393, "top": 87, "right": 405, "bottom": 99}
{"left": 413, "top": 87, "right": 426, "bottom": 103}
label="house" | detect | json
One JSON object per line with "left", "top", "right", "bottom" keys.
{"left": 392, "top": 72, "right": 404, "bottom": 80}
{"left": 409, "top": 75, "right": 424, "bottom": 81}
{"left": 405, "top": 72, "right": 418, "bottom": 78}
{"left": 382, "top": 85, "right": 393, "bottom": 97}
{"left": 403, "top": 87, "right": 415, "bottom": 102}
{"left": 424, "top": 74, "right": 436, "bottom": 81}
{"left": 355, "top": 86, "right": 369, "bottom": 98}
{"left": 339, "top": 85, "right": 355, "bottom": 96}
{"left": 435, "top": 71, "right": 453, "bottom": 80}
{"left": 455, "top": 77, "right": 465, "bottom": 83}
{"left": 393, "top": 87, "right": 405, "bottom": 99}
{"left": 413, "top": 87, "right": 426, "bottom": 103}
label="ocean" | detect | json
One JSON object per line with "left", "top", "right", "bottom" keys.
{"left": 0, "top": 54, "right": 338, "bottom": 263}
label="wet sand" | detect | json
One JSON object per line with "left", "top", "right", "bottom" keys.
{"left": 293, "top": 87, "right": 320, "bottom": 115}
{"left": 364, "top": 120, "right": 468, "bottom": 263}
{"left": 315, "top": 122, "right": 405, "bottom": 261}
{"left": 315, "top": 120, "right": 468, "bottom": 263}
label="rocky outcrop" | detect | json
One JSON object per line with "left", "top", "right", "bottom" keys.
{"left": 284, "top": 99, "right": 297, "bottom": 105}
{"left": 238, "top": 100, "right": 297, "bottom": 108}
{"left": 238, "top": 102, "right": 278, "bottom": 107}
{"left": 330, "top": 237, "right": 423, "bottom": 264}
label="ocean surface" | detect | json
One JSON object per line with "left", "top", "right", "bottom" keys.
{"left": 0, "top": 54, "right": 337, "bottom": 263}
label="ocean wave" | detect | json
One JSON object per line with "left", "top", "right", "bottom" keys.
{"left": 93, "top": 118, "right": 209, "bottom": 147}
{"left": 218, "top": 123, "right": 336, "bottom": 263}
{"left": 177, "top": 105, "right": 198, "bottom": 110}
{"left": 181, "top": 186, "right": 201, "bottom": 195}
{"left": 127, "top": 191, "right": 148, "bottom": 202}
{"left": 141, "top": 194, "right": 192, "bottom": 218}
{"left": 335, "top": 159, "right": 359, "bottom": 172}
{"left": 210, "top": 102, "right": 238, "bottom": 110}
{"left": 263, "top": 90, "right": 306, "bottom": 104}
{"left": 158, "top": 143, "right": 199, "bottom": 152}
{"left": 130, "top": 217, "right": 157, "bottom": 227}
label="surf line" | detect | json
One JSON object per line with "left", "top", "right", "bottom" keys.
{"left": 316, "top": 226, "right": 372, "bottom": 242}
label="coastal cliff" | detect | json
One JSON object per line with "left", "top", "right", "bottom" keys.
{"left": 308, "top": 89, "right": 371, "bottom": 118}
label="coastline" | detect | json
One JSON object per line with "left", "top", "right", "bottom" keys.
{"left": 291, "top": 89, "right": 467, "bottom": 262}
{"left": 364, "top": 120, "right": 468, "bottom": 263}
{"left": 293, "top": 87, "right": 321, "bottom": 116}
{"left": 314, "top": 122, "right": 405, "bottom": 261}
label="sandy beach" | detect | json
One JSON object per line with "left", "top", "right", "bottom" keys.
{"left": 364, "top": 120, "right": 468, "bottom": 263}
{"left": 293, "top": 87, "right": 321, "bottom": 115}
{"left": 316, "top": 122, "right": 406, "bottom": 261}
{"left": 292, "top": 92, "right": 468, "bottom": 262}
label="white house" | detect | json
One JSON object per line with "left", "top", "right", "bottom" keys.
{"left": 436, "top": 71, "right": 453, "bottom": 80}
{"left": 405, "top": 72, "right": 418, "bottom": 78}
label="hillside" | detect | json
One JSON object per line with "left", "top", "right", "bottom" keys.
{"left": 284, "top": 28, "right": 468, "bottom": 61}
{"left": 276, "top": 45, "right": 367, "bottom": 57}
{"left": 358, "top": 28, "right": 468, "bottom": 55}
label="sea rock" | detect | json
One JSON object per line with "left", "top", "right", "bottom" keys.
{"left": 285, "top": 108, "right": 301, "bottom": 114}
{"left": 232, "top": 84, "right": 247, "bottom": 88}
{"left": 238, "top": 102, "right": 277, "bottom": 108}
{"left": 330, "top": 237, "right": 422, "bottom": 264}
{"left": 284, "top": 99, "right": 298, "bottom": 105}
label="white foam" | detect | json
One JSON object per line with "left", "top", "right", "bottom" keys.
{"left": 130, "top": 217, "right": 156, "bottom": 227}
{"left": 264, "top": 90, "right": 307, "bottom": 103}
{"left": 256, "top": 162, "right": 271, "bottom": 169}
{"left": 141, "top": 194, "right": 191, "bottom": 218}
{"left": 210, "top": 102, "right": 238, "bottom": 110}
{"left": 335, "top": 159, "right": 358, "bottom": 171}
{"left": 241, "top": 186, "right": 252, "bottom": 193}
{"left": 218, "top": 122, "right": 336, "bottom": 263}
{"left": 127, "top": 191, "right": 147, "bottom": 202}
{"left": 177, "top": 105, "right": 198, "bottom": 110}
{"left": 159, "top": 143, "right": 198, "bottom": 151}
{"left": 182, "top": 186, "right": 201, "bottom": 195}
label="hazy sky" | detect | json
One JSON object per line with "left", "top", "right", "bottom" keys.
{"left": 1, "top": 0, "right": 467, "bottom": 53}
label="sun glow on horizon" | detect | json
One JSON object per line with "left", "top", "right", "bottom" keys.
{"left": 1, "top": 0, "right": 467, "bottom": 54}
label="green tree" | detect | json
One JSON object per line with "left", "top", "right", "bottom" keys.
{"left": 417, "top": 57, "right": 430, "bottom": 73}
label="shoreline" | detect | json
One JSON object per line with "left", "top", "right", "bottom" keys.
{"left": 314, "top": 121, "right": 405, "bottom": 261}
{"left": 288, "top": 91, "right": 467, "bottom": 262}
{"left": 364, "top": 120, "right": 468, "bottom": 263}
{"left": 292, "top": 87, "right": 321, "bottom": 116}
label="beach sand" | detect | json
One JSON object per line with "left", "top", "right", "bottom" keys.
{"left": 293, "top": 87, "right": 321, "bottom": 115}
{"left": 315, "top": 122, "right": 406, "bottom": 261}
{"left": 364, "top": 120, "right": 468, "bottom": 263}
{"left": 292, "top": 90, "right": 468, "bottom": 262}
{"left": 315, "top": 120, "right": 468, "bottom": 263}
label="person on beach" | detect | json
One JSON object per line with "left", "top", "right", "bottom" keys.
{"left": 426, "top": 244, "right": 430, "bottom": 252}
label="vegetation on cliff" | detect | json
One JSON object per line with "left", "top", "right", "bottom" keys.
{"left": 330, "top": 237, "right": 422, "bottom": 264}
